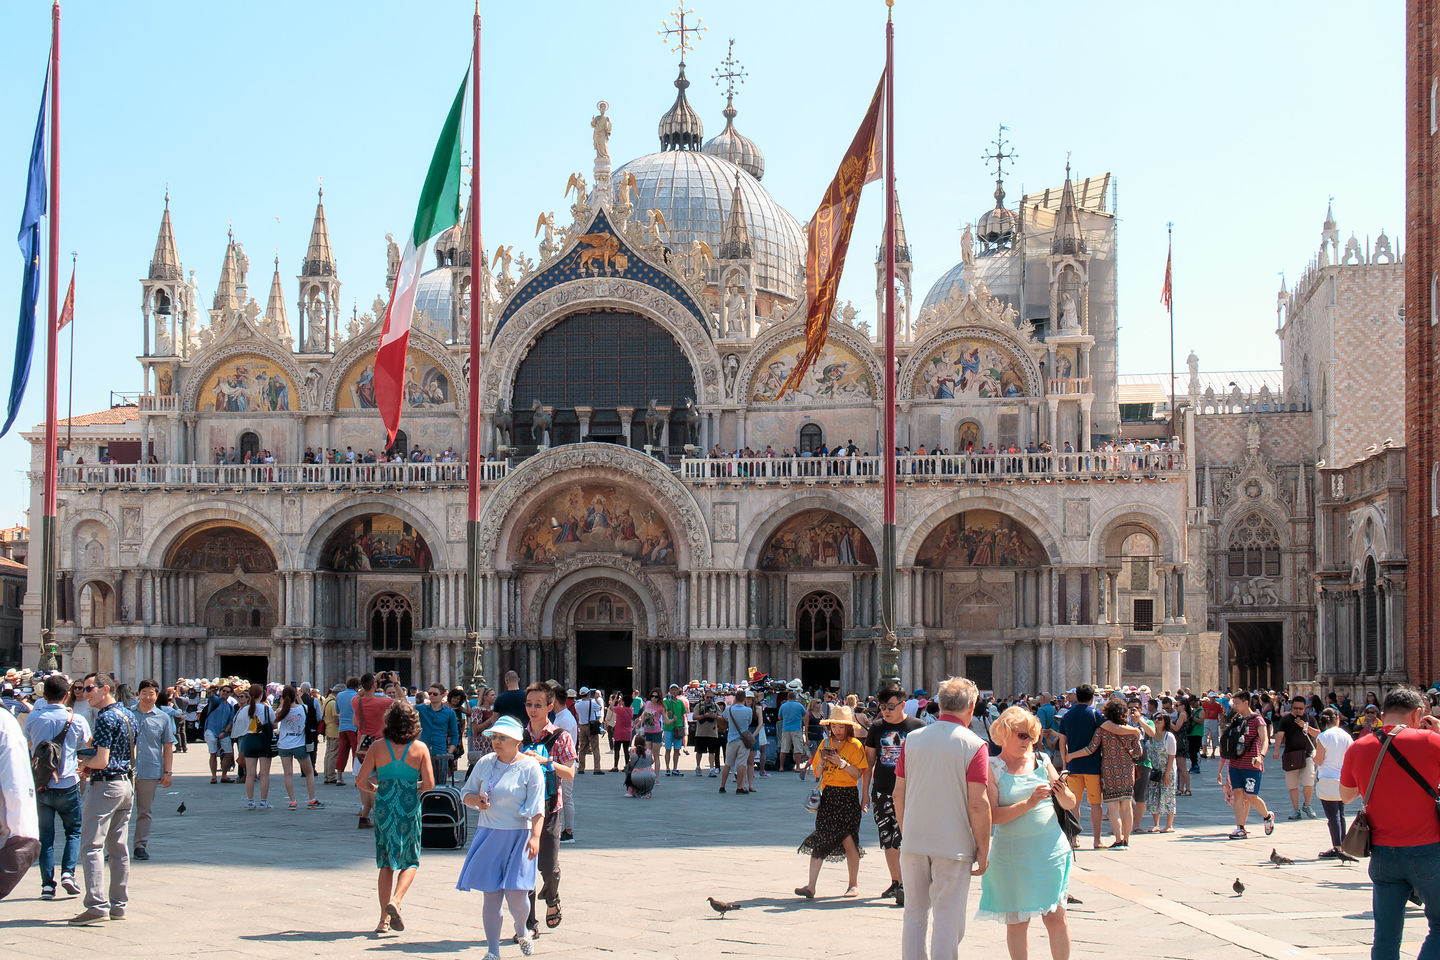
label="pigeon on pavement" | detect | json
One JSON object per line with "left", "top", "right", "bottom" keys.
{"left": 176, "top": 801, "right": 187, "bottom": 815}
{"left": 1232, "top": 878, "right": 1246, "bottom": 896}
{"left": 1269, "top": 848, "right": 1294, "bottom": 866}
{"left": 707, "top": 897, "right": 741, "bottom": 919}
{"left": 1335, "top": 849, "right": 1359, "bottom": 864}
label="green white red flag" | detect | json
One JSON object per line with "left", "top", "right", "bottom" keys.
{"left": 375, "top": 69, "right": 469, "bottom": 444}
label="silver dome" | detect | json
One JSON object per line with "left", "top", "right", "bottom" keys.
{"left": 412, "top": 268, "right": 453, "bottom": 324}
{"left": 613, "top": 150, "right": 804, "bottom": 301}
{"left": 920, "top": 247, "right": 1021, "bottom": 312}
{"left": 703, "top": 115, "right": 766, "bottom": 181}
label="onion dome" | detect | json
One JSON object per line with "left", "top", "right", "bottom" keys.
{"left": 658, "top": 63, "right": 704, "bottom": 151}
{"left": 703, "top": 101, "right": 764, "bottom": 181}
{"left": 977, "top": 177, "right": 1017, "bottom": 249}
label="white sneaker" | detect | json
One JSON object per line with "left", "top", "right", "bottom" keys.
{"left": 247, "top": 799, "right": 256, "bottom": 809}
{"left": 257, "top": 800, "right": 269, "bottom": 809}
{"left": 517, "top": 935, "right": 534, "bottom": 956}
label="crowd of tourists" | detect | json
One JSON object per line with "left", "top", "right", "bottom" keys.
{"left": 1, "top": 664, "right": 1438, "bottom": 960}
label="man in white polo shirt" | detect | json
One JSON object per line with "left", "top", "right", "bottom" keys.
{"left": 894, "top": 676, "right": 992, "bottom": 960}
{"left": 573, "top": 688, "right": 604, "bottom": 775}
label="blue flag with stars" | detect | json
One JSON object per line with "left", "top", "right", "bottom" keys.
{"left": 5, "top": 70, "right": 48, "bottom": 438}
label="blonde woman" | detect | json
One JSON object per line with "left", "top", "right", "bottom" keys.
{"left": 845, "top": 694, "right": 872, "bottom": 737}
{"left": 978, "top": 705, "right": 1077, "bottom": 960}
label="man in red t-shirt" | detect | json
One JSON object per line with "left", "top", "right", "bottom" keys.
{"left": 1200, "top": 694, "right": 1224, "bottom": 757}
{"left": 1340, "top": 686, "right": 1440, "bottom": 960}
{"left": 350, "top": 673, "right": 394, "bottom": 829}
{"left": 1226, "top": 696, "right": 1274, "bottom": 840}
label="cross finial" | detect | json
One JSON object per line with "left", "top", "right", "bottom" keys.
{"left": 981, "top": 124, "right": 1017, "bottom": 182}
{"left": 712, "top": 38, "right": 746, "bottom": 106}
{"left": 659, "top": 6, "right": 705, "bottom": 62}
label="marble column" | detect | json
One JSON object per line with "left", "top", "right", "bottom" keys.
{"left": 574, "top": 406, "right": 593, "bottom": 442}
{"left": 1159, "top": 636, "right": 1184, "bottom": 694}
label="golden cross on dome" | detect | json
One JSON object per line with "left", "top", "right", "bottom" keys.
{"left": 712, "top": 38, "right": 746, "bottom": 103}
{"left": 659, "top": 7, "right": 705, "bottom": 62}
{"left": 982, "top": 124, "right": 1017, "bottom": 182}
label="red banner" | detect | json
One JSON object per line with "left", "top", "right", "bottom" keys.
{"left": 776, "top": 73, "right": 884, "bottom": 398}
{"left": 56, "top": 266, "right": 74, "bottom": 331}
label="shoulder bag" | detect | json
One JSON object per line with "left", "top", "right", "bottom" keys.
{"left": 729, "top": 707, "right": 755, "bottom": 749}
{"left": 355, "top": 697, "right": 376, "bottom": 763}
{"left": 1043, "top": 756, "right": 1083, "bottom": 845}
{"left": 1341, "top": 732, "right": 1397, "bottom": 858}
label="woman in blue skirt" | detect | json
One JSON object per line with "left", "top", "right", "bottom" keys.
{"left": 458, "top": 715, "right": 546, "bottom": 959}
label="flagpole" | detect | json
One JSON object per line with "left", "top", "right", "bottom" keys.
{"left": 880, "top": 0, "right": 900, "bottom": 686}
{"left": 1167, "top": 222, "right": 1175, "bottom": 438}
{"left": 66, "top": 253, "right": 74, "bottom": 456}
{"left": 465, "top": 1, "right": 486, "bottom": 696}
{"left": 41, "top": 0, "right": 61, "bottom": 658}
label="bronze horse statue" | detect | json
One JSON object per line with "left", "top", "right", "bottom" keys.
{"left": 530, "top": 399, "right": 553, "bottom": 443}
{"left": 643, "top": 399, "right": 665, "bottom": 447}
{"left": 680, "top": 397, "right": 700, "bottom": 447}
{"left": 492, "top": 399, "right": 513, "bottom": 448}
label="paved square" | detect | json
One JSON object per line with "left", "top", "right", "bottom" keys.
{"left": 0, "top": 748, "right": 1412, "bottom": 958}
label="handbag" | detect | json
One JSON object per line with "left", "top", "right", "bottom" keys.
{"left": 1281, "top": 749, "right": 1309, "bottom": 772}
{"left": 1149, "top": 767, "right": 1164, "bottom": 783}
{"left": 1043, "top": 759, "right": 1082, "bottom": 845}
{"left": 1341, "top": 731, "right": 1396, "bottom": 858}
{"left": 805, "top": 787, "right": 823, "bottom": 813}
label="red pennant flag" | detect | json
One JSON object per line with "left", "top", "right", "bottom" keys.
{"left": 776, "top": 73, "right": 885, "bottom": 399}
{"left": 1160, "top": 243, "right": 1173, "bottom": 314}
{"left": 56, "top": 266, "right": 74, "bottom": 331}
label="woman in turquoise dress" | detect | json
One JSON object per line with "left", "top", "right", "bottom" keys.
{"left": 356, "top": 700, "right": 435, "bottom": 935}
{"left": 978, "top": 705, "right": 1078, "bottom": 960}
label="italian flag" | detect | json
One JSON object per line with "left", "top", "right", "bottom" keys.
{"left": 376, "top": 69, "right": 469, "bottom": 444}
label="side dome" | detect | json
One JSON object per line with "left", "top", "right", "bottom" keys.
{"left": 613, "top": 151, "right": 803, "bottom": 301}
{"left": 702, "top": 111, "right": 765, "bottom": 181}
{"left": 920, "top": 247, "right": 1021, "bottom": 312}
{"left": 412, "top": 268, "right": 453, "bottom": 324}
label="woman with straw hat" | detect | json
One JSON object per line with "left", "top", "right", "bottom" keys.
{"left": 794, "top": 705, "right": 870, "bottom": 899}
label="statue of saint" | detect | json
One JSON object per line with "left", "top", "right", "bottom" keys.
{"left": 960, "top": 223, "right": 975, "bottom": 265}
{"left": 1058, "top": 293, "right": 1079, "bottom": 330}
{"left": 591, "top": 101, "right": 612, "bottom": 161}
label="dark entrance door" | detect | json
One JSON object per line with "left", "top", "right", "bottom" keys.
{"left": 576, "top": 630, "right": 632, "bottom": 699}
{"left": 965, "top": 654, "right": 995, "bottom": 693}
{"left": 800, "top": 656, "right": 841, "bottom": 692}
{"left": 374, "top": 656, "right": 413, "bottom": 688}
{"left": 219, "top": 654, "right": 270, "bottom": 685}
{"left": 1228, "top": 620, "right": 1284, "bottom": 690}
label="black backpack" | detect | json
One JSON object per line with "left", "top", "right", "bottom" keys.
{"left": 30, "top": 712, "right": 74, "bottom": 790}
{"left": 1220, "top": 715, "right": 1247, "bottom": 761}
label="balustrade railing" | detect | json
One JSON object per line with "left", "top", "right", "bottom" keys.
{"left": 57, "top": 460, "right": 506, "bottom": 488}
{"left": 680, "top": 450, "right": 1184, "bottom": 482}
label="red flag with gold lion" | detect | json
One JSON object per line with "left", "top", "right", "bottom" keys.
{"left": 775, "top": 73, "right": 885, "bottom": 399}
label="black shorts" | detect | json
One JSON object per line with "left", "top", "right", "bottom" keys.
{"left": 694, "top": 734, "right": 719, "bottom": 754}
{"left": 872, "top": 792, "right": 902, "bottom": 850}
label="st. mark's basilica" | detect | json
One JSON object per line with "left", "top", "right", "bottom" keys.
{"left": 17, "top": 46, "right": 1407, "bottom": 701}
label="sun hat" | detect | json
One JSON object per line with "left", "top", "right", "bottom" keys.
{"left": 820, "top": 705, "right": 860, "bottom": 728}
{"left": 487, "top": 716, "right": 525, "bottom": 741}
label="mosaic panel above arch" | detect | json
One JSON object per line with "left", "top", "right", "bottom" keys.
{"left": 334, "top": 348, "right": 453, "bottom": 410}
{"left": 166, "top": 523, "right": 276, "bottom": 573}
{"left": 197, "top": 353, "right": 296, "bottom": 412}
{"left": 759, "top": 510, "right": 877, "bottom": 570}
{"left": 915, "top": 510, "right": 1045, "bottom": 568}
{"left": 913, "top": 337, "right": 1030, "bottom": 400}
{"left": 749, "top": 338, "right": 875, "bottom": 404}
{"left": 513, "top": 484, "right": 676, "bottom": 567}
{"left": 320, "top": 514, "right": 433, "bottom": 571}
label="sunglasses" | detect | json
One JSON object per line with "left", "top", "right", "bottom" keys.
{"left": 881, "top": 701, "right": 904, "bottom": 710}
{"left": 1016, "top": 732, "right": 1034, "bottom": 742}
{"left": 81, "top": 685, "right": 97, "bottom": 692}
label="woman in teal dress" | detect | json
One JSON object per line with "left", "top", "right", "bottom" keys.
{"left": 356, "top": 700, "right": 435, "bottom": 935}
{"left": 978, "top": 705, "right": 1078, "bottom": 960}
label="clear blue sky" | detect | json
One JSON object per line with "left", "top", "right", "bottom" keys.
{"left": 0, "top": 1, "right": 1403, "bottom": 525}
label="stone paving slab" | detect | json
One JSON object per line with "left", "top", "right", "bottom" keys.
{"left": 0, "top": 749, "right": 1417, "bottom": 958}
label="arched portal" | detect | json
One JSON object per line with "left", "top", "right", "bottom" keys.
{"left": 796, "top": 591, "right": 843, "bottom": 691}
{"left": 370, "top": 593, "right": 415, "bottom": 687}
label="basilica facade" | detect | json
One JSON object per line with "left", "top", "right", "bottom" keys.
{"left": 21, "top": 60, "right": 1216, "bottom": 698}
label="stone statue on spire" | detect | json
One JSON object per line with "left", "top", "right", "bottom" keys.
{"left": 592, "top": 101, "right": 611, "bottom": 162}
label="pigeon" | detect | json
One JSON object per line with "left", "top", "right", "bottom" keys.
{"left": 1066, "top": 893, "right": 1083, "bottom": 905}
{"left": 1269, "top": 848, "right": 1293, "bottom": 866}
{"left": 176, "top": 801, "right": 186, "bottom": 815}
{"left": 1335, "top": 849, "right": 1359, "bottom": 864}
{"left": 1232, "top": 878, "right": 1246, "bottom": 896}
{"left": 707, "top": 897, "right": 741, "bottom": 919}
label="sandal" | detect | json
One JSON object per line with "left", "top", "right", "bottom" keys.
{"left": 545, "top": 903, "right": 562, "bottom": 929}
{"left": 210, "top": 776, "right": 218, "bottom": 784}
{"left": 794, "top": 886, "right": 815, "bottom": 899}
{"left": 374, "top": 918, "right": 390, "bottom": 934}
{"left": 843, "top": 886, "right": 859, "bottom": 898}
{"left": 386, "top": 903, "right": 405, "bottom": 931}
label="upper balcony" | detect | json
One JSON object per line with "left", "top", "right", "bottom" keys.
{"left": 55, "top": 460, "right": 506, "bottom": 491}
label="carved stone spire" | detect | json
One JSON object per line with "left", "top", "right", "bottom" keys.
{"left": 149, "top": 191, "right": 181, "bottom": 281}
{"left": 1051, "top": 161, "right": 1085, "bottom": 256}
{"left": 876, "top": 191, "right": 911, "bottom": 265}
{"left": 717, "top": 170, "right": 752, "bottom": 260}
{"left": 265, "top": 256, "right": 292, "bottom": 346}
{"left": 302, "top": 184, "right": 336, "bottom": 277}
{"left": 213, "top": 228, "right": 239, "bottom": 312}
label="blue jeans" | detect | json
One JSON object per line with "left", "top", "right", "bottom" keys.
{"left": 36, "top": 784, "right": 82, "bottom": 885}
{"left": 1370, "top": 841, "right": 1440, "bottom": 960}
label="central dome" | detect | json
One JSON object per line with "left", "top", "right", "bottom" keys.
{"left": 613, "top": 151, "right": 805, "bottom": 301}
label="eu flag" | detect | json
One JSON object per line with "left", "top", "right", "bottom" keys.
{"left": 4, "top": 70, "right": 48, "bottom": 438}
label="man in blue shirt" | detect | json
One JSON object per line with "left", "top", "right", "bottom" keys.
{"left": 418, "top": 682, "right": 459, "bottom": 785}
{"left": 24, "top": 674, "right": 91, "bottom": 900}
{"left": 1035, "top": 693, "right": 1060, "bottom": 752}
{"left": 334, "top": 676, "right": 359, "bottom": 784}
{"left": 201, "top": 685, "right": 237, "bottom": 783}
{"left": 777, "top": 689, "right": 809, "bottom": 776}
{"left": 72, "top": 673, "right": 136, "bottom": 925}
{"left": 130, "top": 680, "right": 176, "bottom": 862}
{"left": 1058, "top": 683, "right": 1106, "bottom": 850}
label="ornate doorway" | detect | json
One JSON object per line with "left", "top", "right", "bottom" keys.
{"left": 797, "top": 591, "right": 842, "bottom": 691}
{"left": 573, "top": 590, "right": 635, "bottom": 697}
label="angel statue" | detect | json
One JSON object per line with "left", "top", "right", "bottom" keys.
{"left": 840, "top": 301, "right": 859, "bottom": 326}
{"left": 591, "top": 101, "right": 611, "bottom": 161}
{"left": 565, "top": 172, "right": 589, "bottom": 203}
{"left": 686, "top": 239, "right": 714, "bottom": 280}
{"left": 615, "top": 171, "right": 639, "bottom": 223}
{"left": 534, "top": 211, "right": 558, "bottom": 259}
{"left": 492, "top": 244, "right": 516, "bottom": 298}
{"left": 644, "top": 208, "right": 669, "bottom": 245}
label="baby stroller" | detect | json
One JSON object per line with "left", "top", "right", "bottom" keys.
{"left": 419, "top": 786, "right": 468, "bottom": 849}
